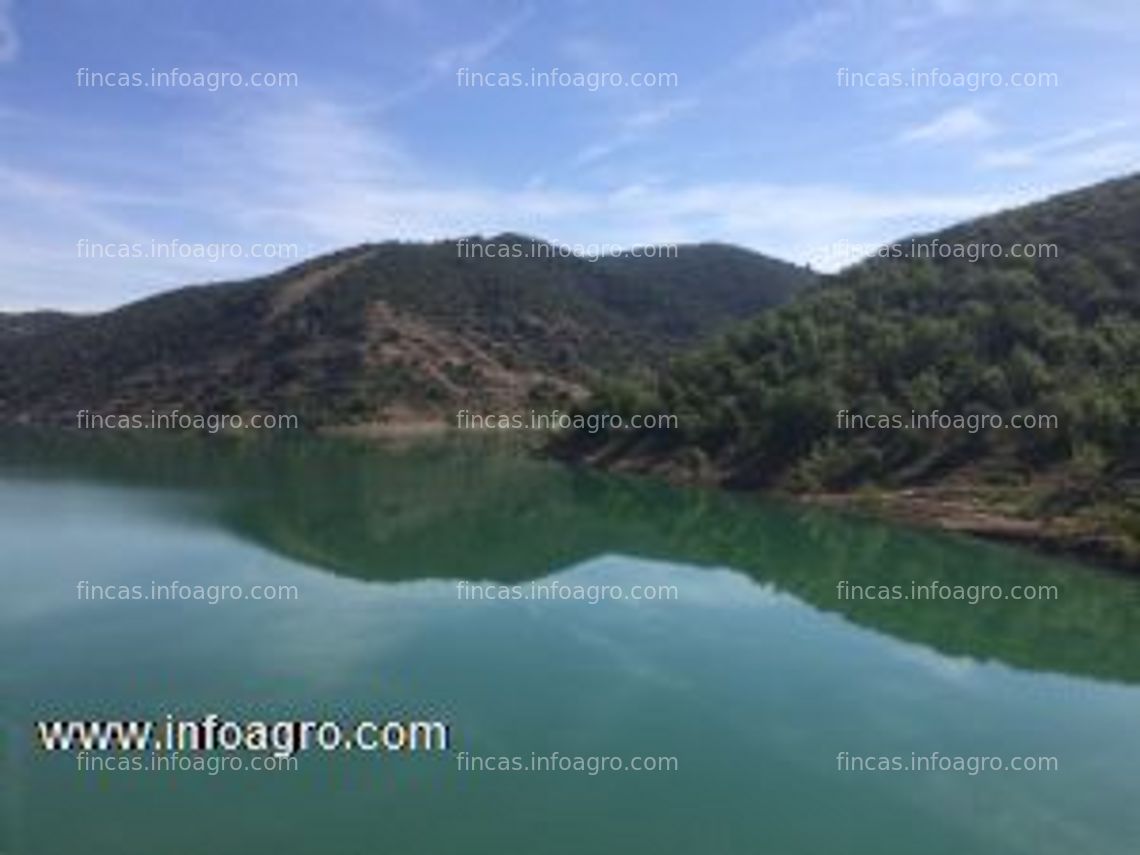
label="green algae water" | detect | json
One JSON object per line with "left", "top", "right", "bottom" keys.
{"left": 2, "top": 433, "right": 1138, "bottom": 854}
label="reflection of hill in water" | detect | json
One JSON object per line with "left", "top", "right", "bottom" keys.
{"left": 4, "top": 430, "right": 1139, "bottom": 684}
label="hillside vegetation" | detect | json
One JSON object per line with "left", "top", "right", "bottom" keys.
{"left": 0, "top": 311, "right": 75, "bottom": 340}
{"left": 560, "top": 175, "right": 1140, "bottom": 565}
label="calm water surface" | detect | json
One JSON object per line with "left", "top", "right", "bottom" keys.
{"left": 2, "top": 433, "right": 1138, "bottom": 854}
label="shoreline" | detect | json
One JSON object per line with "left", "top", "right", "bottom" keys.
{"left": 3, "top": 421, "right": 1135, "bottom": 571}
{"left": 564, "top": 444, "right": 1137, "bottom": 573}
{"left": 795, "top": 488, "right": 1137, "bottom": 574}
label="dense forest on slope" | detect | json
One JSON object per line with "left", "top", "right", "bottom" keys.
{"left": 0, "top": 237, "right": 813, "bottom": 426}
{"left": 560, "top": 175, "right": 1140, "bottom": 563}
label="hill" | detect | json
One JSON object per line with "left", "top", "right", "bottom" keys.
{"left": 0, "top": 311, "right": 76, "bottom": 340}
{"left": 557, "top": 175, "right": 1140, "bottom": 567}
{"left": 0, "top": 236, "right": 814, "bottom": 427}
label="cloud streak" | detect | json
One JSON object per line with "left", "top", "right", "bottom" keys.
{"left": 0, "top": 0, "right": 18, "bottom": 61}
{"left": 899, "top": 106, "right": 997, "bottom": 145}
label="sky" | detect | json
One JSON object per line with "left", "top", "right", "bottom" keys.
{"left": 1, "top": 0, "right": 1139, "bottom": 310}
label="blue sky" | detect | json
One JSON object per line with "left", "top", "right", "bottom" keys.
{"left": 1, "top": 0, "right": 1139, "bottom": 310}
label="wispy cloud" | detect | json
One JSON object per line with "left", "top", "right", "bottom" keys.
{"left": 898, "top": 106, "right": 997, "bottom": 145}
{"left": 0, "top": 164, "right": 153, "bottom": 243}
{"left": 364, "top": 5, "right": 534, "bottom": 113}
{"left": 883, "top": 0, "right": 1140, "bottom": 33}
{"left": 568, "top": 96, "right": 699, "bottom": 168}
{"left": 757, "top": 4, "right": 854, "bottom": 67}
{"left": 428, "top": 6, "right": 533, "bottom": 74}
{"left": 0, "top": 0, "right": 18, "bottom": 62}
{"left": 1021, "top": 0, "right": 1140, "bottom": 35}
{"left": 978, "top": 120, "right": 1136, "bottom": 169}
{"left": 622, "top": 97, "right": 699, "bottom": 132}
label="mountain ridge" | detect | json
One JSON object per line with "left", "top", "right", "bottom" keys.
{"left": 0, "top": 237, "right": 815, "bottom": 426}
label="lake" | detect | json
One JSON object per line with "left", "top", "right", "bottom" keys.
{"left": 2, "top": 432, "right": 1138, "bottom": 854}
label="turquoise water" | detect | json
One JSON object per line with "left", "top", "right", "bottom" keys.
{"left": 2, "top": 434, "right": 1138, "bottom": 854}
